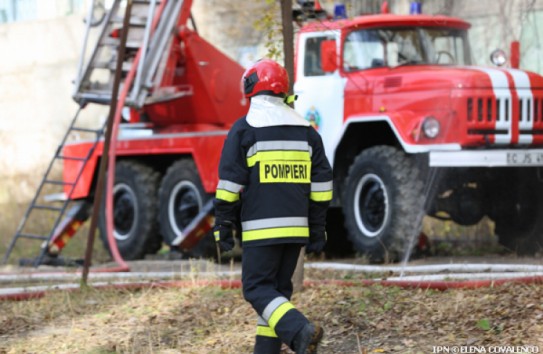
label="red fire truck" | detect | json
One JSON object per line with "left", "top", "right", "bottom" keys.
{"left": 5, "top": 0, "right": 543, "bottom": 265}
{"left": 293, "top": 3, "right": 543, "bottom": 260}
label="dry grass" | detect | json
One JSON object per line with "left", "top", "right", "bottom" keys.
{"left": 0, "top": 269, "right": 542, "bottom": 354}
{"left": 0, "top": 172, "right": 110, "bottom": 264}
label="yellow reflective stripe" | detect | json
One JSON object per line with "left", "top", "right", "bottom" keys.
{"left": 214, "top": 231, "right": 220, "bottom": 242}
{"left": 310, "top": 190, "right": 333, "bottom": 202}
{"left": 247, "top": 151, "right": 311, "bottom": 167}
{"left": 243, "top": 227, "right": 309, "bottom": 242}
{"left": 268, "top": 302, "right": 295, "bottom": 330}
{"left": 215, "top": 189, "right": 240, "bottom": 202}
{"left": 217, "top": 179, "right": 244, "bottom": 193}
{"left": 256, "top": 325, "right": 278, "bottom": 338}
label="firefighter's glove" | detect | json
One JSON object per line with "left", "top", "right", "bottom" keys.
{"left": 306, "top": 228, "right": 327, "bottom": 254}
{"left": 213, "top": 222, "right": 235, "bottom": 252}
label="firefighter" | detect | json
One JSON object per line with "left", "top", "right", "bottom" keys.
{"left": 213, "top": 59, "right": 333, "bottom": 354}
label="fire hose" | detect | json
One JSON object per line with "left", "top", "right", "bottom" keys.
{"left": 2, "top": 262, "right": 543, "bottom": 301}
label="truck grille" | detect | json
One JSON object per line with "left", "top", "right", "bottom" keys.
{"left": 466, "top": 94, "right": 543, "bottom": 144}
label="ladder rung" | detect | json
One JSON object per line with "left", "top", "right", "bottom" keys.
{"left": 100, "top": 37, "right": 141, "bottom": 49}
{"left": 132, "top": 0, "right": 160, "bottom": 5}
{"left": 92, "top": 61, "right": 132, "bottom": 72}
{"left": 44, "top": 179, "right": 75, "bottom": 186}
{"left": 18, "top": 233, "right": 48, "bottom": 241}
{"left": 56, "top": 155, "right": 86, "bottom": 161}
{"left": 74, "top": 92, "right": 112, "bottom": 105}
{"left": 33, "top": 205, "right": 63, "bottom": 211}
{"left": 43, "top": 193, "right": 68, "bottom": 203}
{"left": 112, "top": 16, "right": 148, "bottom": 27}
{"left": 80, "top": 85, "right": 111, "bottom": 96}
{"left": 71, "top": 127, "right": 103, "bottom": 134}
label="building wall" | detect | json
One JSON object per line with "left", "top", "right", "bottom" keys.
{"left": 0, "top": 15, "right": 107, "bottom": 202}
{"left": 0, "top": 0, "right": 85, "bottom": 23}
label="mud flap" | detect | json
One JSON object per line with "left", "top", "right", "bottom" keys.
{"left": 171, "top": 199, "right": 215, "bottom": 251}
{"left": 47, "top": 201, "right": 92, "bottom": 255}
{"left": 18, "top": 201, "right": 92, "bottom": 267}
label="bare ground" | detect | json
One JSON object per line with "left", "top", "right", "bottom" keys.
{"left": 0, "top": 267, "right": 542, "bottom": 354}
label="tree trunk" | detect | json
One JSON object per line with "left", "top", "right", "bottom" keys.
{"left": 280, "top": 0, "right": 304, "bottom": 293}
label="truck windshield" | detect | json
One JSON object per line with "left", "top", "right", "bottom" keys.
{"left": 343, "top": 27, "right": 470, "bottom": 71}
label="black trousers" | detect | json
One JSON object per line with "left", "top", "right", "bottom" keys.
{"left": 242, "top": 244, "right": 308, "bottom": 354}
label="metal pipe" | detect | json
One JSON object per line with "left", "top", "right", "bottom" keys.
{"left": 73, "top": 0, "right": 97, "bottom": 97}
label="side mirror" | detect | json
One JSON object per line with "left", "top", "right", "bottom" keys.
{"left": 320, "top": 40, "right": 337, "bottom": 73}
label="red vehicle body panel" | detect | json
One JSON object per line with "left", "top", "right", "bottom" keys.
{"left": 141, "top": 29, "right": 248, "bottom": 127}
{"left": 343, "top": 66, "right": 543, "bottom": 147}
{"left": 63, "top": 125, "right": 233, "bottom": 199}
{"left": 63, "top": 26, "right": 248, "bottom": 200}
{"left": 299, "top": 14, "right": 471, "bottom": 33}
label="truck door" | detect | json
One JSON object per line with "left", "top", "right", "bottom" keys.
{"left": 294, "top": 32, "right": 346, "bottom": 167}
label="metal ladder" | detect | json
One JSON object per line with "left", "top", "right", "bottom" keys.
{"left": 2, "top": 108, "right": 104, "bottom": 266}
{"left": 73, "top": 0, "right": 185, "bottom": 108}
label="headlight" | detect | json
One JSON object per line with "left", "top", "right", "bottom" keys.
{"left": 490, "top": 49, "right": 507, "bottom": 67}
{"left": 422, "top": 116, "right": 440, "bottom": 138}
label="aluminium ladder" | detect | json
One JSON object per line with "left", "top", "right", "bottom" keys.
{"left": 73, "top": 0, "right": 186, "bottom": 108}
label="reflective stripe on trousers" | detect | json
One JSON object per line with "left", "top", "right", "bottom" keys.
{"left": 262, "top": 296, "right": 296, "bottom": 331}
{"left": 256, "top": 315, "right": 277, "bottom": 338}
{"left": 254, "top": 316, "right": 281, "bottom": 354}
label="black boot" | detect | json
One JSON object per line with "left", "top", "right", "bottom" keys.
{"left": 291, "top": 323, "right": 323, "bottom": 354}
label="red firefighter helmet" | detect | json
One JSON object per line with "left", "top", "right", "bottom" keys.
{"left": 242, "top": 59, "right": 289, "bottom": 98}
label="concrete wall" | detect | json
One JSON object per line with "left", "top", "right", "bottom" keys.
{"left": 0, "top": 16, "right": 93, "bottom": 203}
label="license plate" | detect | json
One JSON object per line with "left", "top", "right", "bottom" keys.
{"left": 506, "top": 151, "right": 543, "bottom": 165}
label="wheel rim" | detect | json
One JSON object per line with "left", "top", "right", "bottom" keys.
{"left": 112, "top": 183, "right": 138, "bottom": 241}
{"left": 168, "top": 181, "right": 202, "bottom": 236}
{"left": 354, "top": 173, "right": 389, "bottom": 238}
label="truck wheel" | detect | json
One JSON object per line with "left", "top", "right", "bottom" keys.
{"left": 99, "top": 160, "right": 160, "bottom": 260}
{"left": 158, "top": 159, "right": 215, "bottom": 258}
{"left": 343, "top": 146, "right": 424, "bottom": 262}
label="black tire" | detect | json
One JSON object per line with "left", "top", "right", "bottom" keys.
{"left": 99, "top": 160, "right": 160, "bottom": 260}
{"left": 158, "top": 159, "right": 215, "bottom": 258}
{"left": 493, "top": 173, "right": 543, "bottom": 254}
{"left": 342, "top": 146, "right": 424, "bottom": 262}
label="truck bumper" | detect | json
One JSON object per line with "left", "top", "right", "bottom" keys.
{"left": 429, "top": 149, "right": 543, "bottom": 167}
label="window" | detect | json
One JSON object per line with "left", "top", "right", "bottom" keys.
{"left": 342, "top": 26, "right": 471, "bottom": 71}
{"left": 344, "top": 30, "right": 386, "bottom": 71}
{"left": 304, "top": 36, "right": 334, "bottom": 77}
{"left": 424, "top": 28, "right": 467, "bottom": 65}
